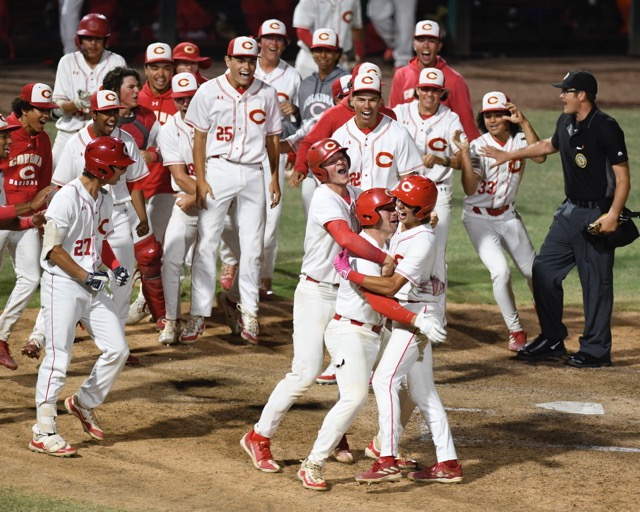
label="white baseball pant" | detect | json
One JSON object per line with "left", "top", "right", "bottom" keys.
{"left": 294, "top": 48, "right": 318, "bottom": 81}
{"left": 372, "top": 302, "right": 458, "bottom": 463}
{"left": 462, "top": 207, "right": 534, "bottom": 332}
{"left": 191, "top": 158, "right": 265, "bottom": 317}
{"left": 147, "top": 192, "right": 175, "bottom": 244}
{"left": 308, "top": 320, "right": 385, "bottom": 463}
{"left": 162, "top": 204, "right": 198, "bottom": 321}
{"left": 301, "top": 174, "right": 317, "bottom": 221}
{"left": 0, "top": 228, "right": 42, "bottom": 341}
{"left": 366, "top": 0, "right": 417, "bottom": 67}
{"left": 261, "top": 153, "right": 286, "bottom": 281}
{"left": 255, "top": 277, "right": 337, "bottom": 438}
{"left": 433, "top": 183, "right": 453, "bottom": 326}
{"left": 35, "top": 273, "right": 128, "bottom": 418}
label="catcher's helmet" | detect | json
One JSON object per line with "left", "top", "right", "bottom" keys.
{"left": 85, "top": 137, "right": 135, "bottom": 180}
{"left": 356, "top": 188, "right": 395, "bottom": 227}
{"left": 389, "top": 175, "right": 437, "bottom": 220}
{"left": 307, "top": 138, "right": 350, "bottom": 183}
{"left": 75, "top": 13, "right": 111, "bottom": 49}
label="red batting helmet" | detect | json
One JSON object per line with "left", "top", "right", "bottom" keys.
{"left": 356, "top": 188, "right": 395, "bottom": 227}
{"left": 85, "top": 137, "right": 135, "bottom": 180}
{"left": 307, "top": 138, "right": 350, "bottom": 183}
{"left": 389, "top": 175, "right": 437, "bottom": 220}
{"left": 75, "top": 13, "right": 111, "bottom": 49}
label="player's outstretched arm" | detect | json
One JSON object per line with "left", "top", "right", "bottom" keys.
{"left": 481, "top": 138, "right": 557, "bottom": 168}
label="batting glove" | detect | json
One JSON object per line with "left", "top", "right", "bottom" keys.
{"left": 333, "top": 249, "right": 352, "bottom": 280}
{"left": 84, "top": 271, "right": 109, "bottom": 292}
{"left": 114, "top": 266, "right": 130, "bottom": 287}
{"left": 413, "top": 313, "right": 447, "bottom": 344}
{"left": 73, "top": 90, "right": 92, "bottom": 111}
{"left": 421, "top": 275, "right": 446, "bottom": 296}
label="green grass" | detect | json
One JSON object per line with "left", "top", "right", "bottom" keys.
{"left": 2, "top": 108, "right": 640, "bottom": 312}
{"left": 0, "top": 487, "right": 127, "bottom": 512}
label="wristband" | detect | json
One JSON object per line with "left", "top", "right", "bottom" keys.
{"left": 348, "top": 270, "right": 365, "bottom": 286}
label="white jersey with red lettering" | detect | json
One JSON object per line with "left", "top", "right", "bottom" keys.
{"left": 332, "top": 115, "right": 423, "bottom": 190}
{"left": 466, "top": 131, "right": 528, "bottom": 209}
{"left": 293, "top": 0, "right": 363, "bottom": 54}
{"left": 392, "top": 102, "right": 463, "bottom": 185}
{"left": 52, "top": 126, "right": 149, "bottom": 203}
{"left": 184, "top": 75, "right": 282, "bottom": 164}
{"left": 41, "top": 178, "right": 114, "bottom": 277}
{"left": 300, "top": 184, "right": 361, "bottom": 284}
{"left": 158, "top": 112, "right": 195, "bottom": 192}
{"left": 391, "top": 223, "right": 440, "bottom": 302}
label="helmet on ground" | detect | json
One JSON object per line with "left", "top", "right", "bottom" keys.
{"left": 356, "top": 188, "right": 395, "bottom": 227}
{"left": 85, "top": 136, "right": 135, "bottom": 180}
{"left": 307, "top": 138, "right": 350, "bottom": 183}
{"left": 75, "top": 13, "right": 111, "bottom": 49}
{"left": 389, "top": 175, "right": 437, "bottom": 220}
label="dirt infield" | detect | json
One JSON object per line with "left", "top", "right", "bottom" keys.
{"left": 1, "top": 57, "right": 640, "bottom": 511}
{"left": 1, "top": 302, "right": 639, "bottom": 511}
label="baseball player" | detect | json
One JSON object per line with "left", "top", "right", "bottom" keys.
{"left": 388, "top": 20, "right": 480, "bottom": 141}
{"left": 366, "top": 0, "right": 417, "bottom": 68}
{"left": 255, "top": 19, "right": 302, "bottom": 298}
{"left": 51, "top": 91, "right": 151, "bottom": 337}
{"left": 0, "top": 84, "right": 56, "bottom": 371}
{"left": 181, "top": 37, "right": 281, "bottom": 345}
{"left": 292, "top": 0, "right": 365, "bottom": 79}
{"left": 297, "top": 187, "right": 441, "bottom": 491}
{"left": 333, "top": 175, "right": 462, "bottom": 484}
{"left": 50, "top": 13, "right": 126, "bottom": 168}
{"left": 126, "top": 43, "right": 178, "bottom": 325}
{"left": 240, "top": 139, "right": 396, "bottom": 474}
{"left": 285, "top": 28, "right": 349, "bottom": 219}
{"left": 459, "top": 92, "right": 545, "bottom": 351}
{"left": 156, "top": 72, "right": 199, "bottom": 344}
{"left": 173, "top": 41, "right": 211, "bottom": 86}
{"left": 392, "top": 67, "right": 466, "bottom": 328}
{"left": 29, "top": 136, "right": 132, "bottom": 457}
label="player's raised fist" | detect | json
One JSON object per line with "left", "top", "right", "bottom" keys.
{"left": 113, "top": 266, "right": 130, "bottom": 287}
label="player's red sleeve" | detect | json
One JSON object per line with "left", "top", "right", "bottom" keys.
{"left": 326, "top": 220, "right": 387, "bottom": 264}
{"left": 0, "top": 204, "right": 18, "bottom": 222}
{"left": 363, "top": 290, "right": 415, "bottom": 325}
{"left": 18, "top": 217, "right": 36, "bottom": 230}
{"left": 296, "top": 28, "right": 313, "bottom": 48}
{"left": 101, "top": 240, "right": 121, "bottom": 270}
{"left": 146, "top": 146, "right": 161, "bottom": 162}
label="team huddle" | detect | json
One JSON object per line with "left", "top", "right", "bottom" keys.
{"left": 0, "top": 3, "right": 631, "bottom": 494}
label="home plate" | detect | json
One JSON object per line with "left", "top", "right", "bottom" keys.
{"left": 536, "top": 401, "right": 605, "bottom": 415}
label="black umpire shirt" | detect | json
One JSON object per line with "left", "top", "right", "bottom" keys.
{"left": 551, "top": 106, "right": 628, "bottom": 202}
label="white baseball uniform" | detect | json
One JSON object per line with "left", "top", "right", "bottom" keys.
{"left": 184, "top": 74, "right": 281, "bottom": 317}
{"left": 51, "top": 50, "right": 127, "bottom": 167}
{"left": 293, "top": 0, "right": 363, "bottom": 78}
{"left": 332, "top": 115, "right": 424, "bottom": 190}
{"left": 307, "top": 230, "right": 386, "bottom": 463}
{"left": 371, "top": 222, "right": 457, "bottom": 463}
{"left": 462, "top": 131, "right": 535, "bottom": 332}
{"left": 52, "top": 127, "right": 149, "bottom": 324}
{"left": 157, "top": 111, "right": 198, "bottom": 321}
{"left": 393, "top": 102, "right": 465, "bottom": 324}
{"left": 255, "top": 58, "right": 302, "bottom": 282}
{"left": 34, "top": 178, "right": 128, "bottom": 435}
{"left": 254, "top": 183, "right": 360, "bottom": 438}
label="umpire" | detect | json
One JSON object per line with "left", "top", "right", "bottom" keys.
{"left": 481, "top": 70, "right": 630, "bottom": 368}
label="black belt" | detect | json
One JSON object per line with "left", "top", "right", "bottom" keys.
{"left": 566, "top": 197, "right": 602, "bottom": 209}
{"left": 333, "top": 314, "right": 383, "bottom": 334}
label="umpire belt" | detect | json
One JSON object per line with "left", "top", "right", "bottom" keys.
{"left": 333, "top": 313, "right": 383, "bottom": 334}
{"left": 471, "top": 203, "right": 512, "bottom": 216}
{"left": 566, "top": 197, "right": 603, "bottom": 209}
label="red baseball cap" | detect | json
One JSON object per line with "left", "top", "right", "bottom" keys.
{"left": 172, "top": 42, "right": 212, "bottom": 69}
{"left": 332, "top": 75, "right": 352, "bottom": 99}
{"left": 0, "top": 113, "right": 20, "bottom": 132}
{"left": 20, "top": 83, "right": 58, "bottom": 109}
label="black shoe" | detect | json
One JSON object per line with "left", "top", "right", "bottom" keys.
{"left": 565, "top": 351, "right": 612, "bottom": 368}
{"left": 515, "top": 335, "right": 567, "bottom": 362}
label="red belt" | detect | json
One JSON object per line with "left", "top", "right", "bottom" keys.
{"left": 333, "top": 314, "right": 383, "bottom": 334}
{"left": 472, "top": 204, "right": 510, "bottom": 216}
{"left": 305, "top": 276, "right": 339, "bottom": 288}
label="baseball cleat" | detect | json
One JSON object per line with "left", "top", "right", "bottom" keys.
{"left": 508, "top": 330, "right": 527, "bottom": 352}
{"left": 126, "top": 294, "right": 150, "bottom": 325}
{"left": 298, "top": 458, "right": 328, "bottom": 491}
{"left": 238, "top": 304, "right": 259, "bottom": 345}
{"left": 159, "top": 319, "right": 179, "bottom": 345}
{"left": 180, "top": 315, "right": 205, "bottom": 343}
{"left": 217, "top": 292, "right": 240, "bottom": 335}
{"left": 21, "top": 334, "right": 44, "bottom": 359}
{"left": 364, "top": 437, "right": 418, "bottom": 470}
{"left": 407, "top": 461, "right": 463, "bottom": 483}
{"left": 0, "top": 340, "right": 18, "bottom": 370}
{"left": 315, "top": 363, "right": 336, "bottom": 385}
{"left": 240, "top": 430, "right": 281, "bottom": 473}
{"left": 330, "top": 434, "right": 354, "bottom": 464}
{"left": 355, "top": 458, "right": 402, "bottom": 484}
{"left": 65, "top": 394, "right": 105, "bottom": 441}
{"left": 29, "top": 433, "right": 77, "bottom": 457}
{"left": 259, "top": 278, "right": 274, "bottom": 300}
{"left": 219, "top": 263, "right": 238, "bottom": 291}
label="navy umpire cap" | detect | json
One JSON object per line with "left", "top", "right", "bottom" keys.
{"left": 552, "top": 70, "right": 597, "bottom": 95}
